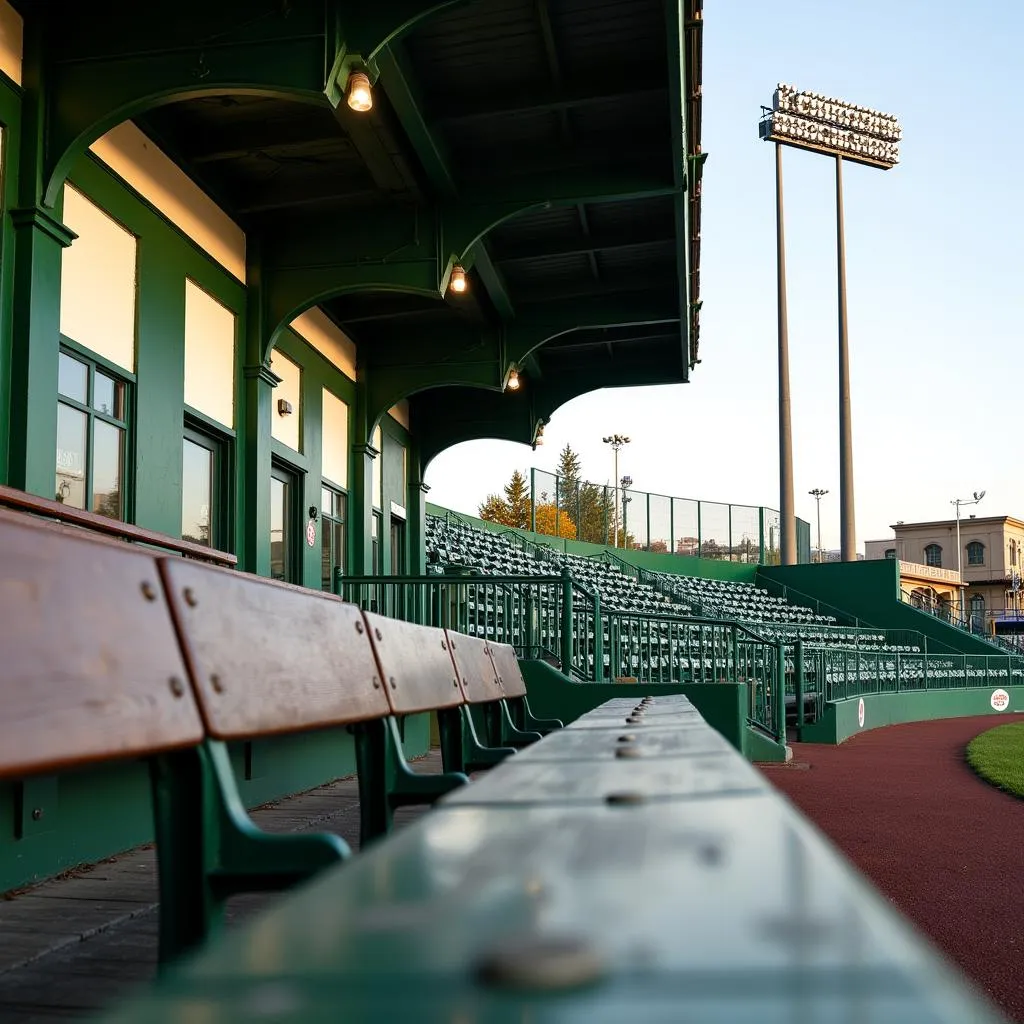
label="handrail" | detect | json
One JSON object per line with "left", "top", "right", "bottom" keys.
{"left": 0, "top": 483, "right": 237, "bottom": 567}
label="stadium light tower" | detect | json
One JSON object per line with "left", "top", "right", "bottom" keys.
{"left": 760, "top": 84, "right": 902, "bottom": 563}
{"left": 952, "top": 490, "right": 985, "bottom": 623}
{"left": 602, "top": 434, "right": 630, "bottom": 547}
{"left": 808, "top": 488, "right": 829, "bottom": 562}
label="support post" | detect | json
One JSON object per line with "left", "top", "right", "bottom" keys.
{"left": 560, "top": 565, "right": 574, "bottom": 675}
{"left": 794, "top": 639, "right": 805, "bottom": 734}
{"left": 592, "top": 589, "right": 603, "bottom": 682}
{"left": 776, "top": 143, "right": 796, "bottom": 565}
{"left": 836, "top": 155, "right": 856, "bottom": 562}
{"left": 776, "top": 643, "right": 788, "bottom": 743}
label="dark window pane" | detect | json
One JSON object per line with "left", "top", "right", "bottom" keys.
{"left": 92, "top": 419, "right": 124, "bottom": 520}
{"left": 182, "top": 438, "right": 213, "bottom": 545}
{"left": 270, "top": 476, "right": 289, "bottom": 581}
{"left": 93, "top": 372, "right": 124, "bottom": 419}
{"left": 55, "top": 402, "right": 87, "bottom": 508}
{"left": 58, "top": 352, "right": 87, "bottom": 403}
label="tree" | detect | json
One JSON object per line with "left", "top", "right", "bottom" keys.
{"left": 649, "top": 539, "right": 668, "bottom": 554}
{"left": 577, "top": 482, "right": 613, "bottom": 544}
{"left": 556, "top": 443, "right": 582, "bottom": 523}
{"left": 504, "top": 470, "right": 530, "bottom": 529}
{"left": 478, "top": 469, "right": 530, "bottom": 529}
{"left": 478, "top": 493, "right": 511, "bottom": 525}
{"left": 535, "top": 502, "right": 576, "bottom": 539}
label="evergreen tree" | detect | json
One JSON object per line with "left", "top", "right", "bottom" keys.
{"left": 504, "top": 469, "right": 531, "bottom": 529}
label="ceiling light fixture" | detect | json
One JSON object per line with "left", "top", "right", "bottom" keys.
{"left": 347, "top": 72, "right": 373, "bottom": 113}
{"left": 506, "top": 367, "right": 520, "bottom": 391}
{"left": 449, "top": 264, "right": 468, "bottom": 294}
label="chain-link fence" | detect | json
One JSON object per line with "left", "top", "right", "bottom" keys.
{"left": 530, "top": 469, "right": 813, "bottom": 564}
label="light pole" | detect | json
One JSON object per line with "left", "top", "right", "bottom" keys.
{"left": 621, "top": 475, "right": 633, "bottom": 549}
{"left": 602, "top": 434, "right": 630, "bottom": 547}
{"left": 808, "top": 488, "right": 829, "bottom": 562}
{"left": 952, "top": 490, "right": 985, "bottom": 625}
{"left": 760, "top": 85, "right": 902, "bottom": 562}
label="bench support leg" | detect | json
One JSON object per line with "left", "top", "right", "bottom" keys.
{"left": 150, "top": 742, "right": 349, "bottom": 967}
{"left": 490, "top": 701, "right": 543, "bottom": 748}
{"left": 507, "top": 695, "right": 563, "bottom": 735}
{"left": 459, "top": 704, "right": 517, "bottom": 773}
{"left": 354, "top": 717, "right": 468, "bottom": 848}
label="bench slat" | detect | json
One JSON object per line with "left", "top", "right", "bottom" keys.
{"left": 487, "top": 642, "right": 528, "bottom": 698}
{"left": 444, "top": 632, "right": 504, "bottom": 705}
{"left": 0, "top": 515, "right": 204, "bottom": 779}
{"left": 160, "top": 561, "right": 390, "bottom": 740}
{"left": 363, "top": 612, "right": 463, "bottom": 716}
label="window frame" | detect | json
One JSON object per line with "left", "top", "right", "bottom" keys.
{"left": 320, "top": 482, "right": 348, "bottom": 593}
{"left": 182, "top": 418, "right": 233, "bottom": 552}
{"left": 924, "top": 543, "right": 942, "bottom": 568}
{"left": 270, "top": 460, "right": 301, "bottom": 584}
{"left": 966, "top": 541, "right": 985, "bottom": 567}
{"left": 56, "top": 341, "right": 134, "bottom": 520}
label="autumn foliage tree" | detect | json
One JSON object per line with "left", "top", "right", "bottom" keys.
{"left": 478, "top": 469, "right": 530, "bottom": 529}
{"left": 535, "top": 502, "right": 576, "bottom": 539}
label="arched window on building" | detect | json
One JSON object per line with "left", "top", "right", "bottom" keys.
{"left": 925, "top": 544, "right": 942, "bottom": 568}
{"left": 966, "top": 541, "right": 985, "bottom": 566}
{"left": 1010, "top": 540, "right": 1018, "bottom": 567}
{"left": 884, "top": 548, "right": 896, "bottom": 559}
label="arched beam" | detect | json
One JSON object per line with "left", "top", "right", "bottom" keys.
{"left": 38, "top": 0, "right": 467, "bottom": 206}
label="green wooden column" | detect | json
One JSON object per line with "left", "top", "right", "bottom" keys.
{"left": 240, "top": 246, "right": 278, "bottom": 576}
{"left": 349, "top": 375, "right": 378, "bottom": 577}
{"left": 7, "top": 15, "right": 75, "bottom": 495}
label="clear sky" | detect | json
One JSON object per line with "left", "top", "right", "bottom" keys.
{"left": 425, "top": 1, "right": 1024, "bottom": 551}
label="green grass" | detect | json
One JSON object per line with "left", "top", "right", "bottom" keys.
{"left": 966, "top": 722, "right": 1024, "bottom": 799}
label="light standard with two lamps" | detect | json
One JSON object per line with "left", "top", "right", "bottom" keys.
{"left": 808, "top": 488, "right": 829, "bottom": 563}
{"left": 952, "top": 490, "right": 985, "bottom": 626}
{"left": 760, "top": 84, "right": 902, "bottom": 563}
{"left": 602, "top": 434, "right": 630, "bottom": 547}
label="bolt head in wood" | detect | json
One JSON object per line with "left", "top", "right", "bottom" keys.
{"left": 183, "top": 587, "right": 197, "bottom": 607}
{"left": 141, "top": 581, "right": 157, "bottom": 601}
{"left": 170, "top": 677, "right": 185, "bottom": 698}
{"left": 476, "top": 934, "right": 604, "bottom": 991}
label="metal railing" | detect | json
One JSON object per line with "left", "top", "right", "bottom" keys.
{"left": 337, "top": 568, "right": 787, "bottom": 743}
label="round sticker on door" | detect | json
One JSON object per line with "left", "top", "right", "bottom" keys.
{"left": 306, "top": 519, "right": 317, "bottom": 547}
{"left": 857, "top": 697, "right": 865, "bottom": 728}
{"left": 991, "top": 688, "right": 1010, "bottom": 712}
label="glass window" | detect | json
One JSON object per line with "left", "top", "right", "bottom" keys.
{"left": 55, "top": 348, "right": 129, "bottom": 518}
{"left": 182, "top": 437, "right": 213, "bottom": 546}
{"left": 184, "top": 279, "right": 236, "bottom": 428}
{"left": 321, "top": 388, "right": 348, "bottom": 488}
{"left": 371, "top": 511, "right": 381, "bottom": 574}
{"left": 60, "top": 185, "right": 138, "bottom": 372}
{"left": 321, "top": 485, "right": 346, "bottom": 592}
{"left": 925, "top": 544, "right": 942, "bottom": 568}
{"left": 884, "top": 548, "right": 896, "bottom": 559}
{"left": 270, "top": 465, "right": 297, "bottom": 583}
{"left": 372, "top": 425, "right": 382, "bottom": 509}
{"left": 969, "top": 594, "right": 985, "bottom": 613}
{"left": 967, "top": 541, "right": 985, "bottom": 566}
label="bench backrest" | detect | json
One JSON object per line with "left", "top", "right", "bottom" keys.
{"left": 488, "top": 642, "right": 529, "bottom": 699}
{"left": 160, "top": 560, "right": 390, "bottom": 739}
{"left": 363, "top": 611, "right": 464, "bottom": 715}
{"left": 0, "top": 510, "right": 204, "bottom": 779}
{"left": 445, "top": 631, "right": 504, "bottom": 705}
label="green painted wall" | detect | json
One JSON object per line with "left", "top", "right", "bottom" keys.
{"left": 758, "top": 560, "right": 1004, "bottom": 657}
{"left": 515, "top": 660, "right": 782, "bottom": 760}
{"left": 802, "top": 688, "right": 1024, "bottom": 745}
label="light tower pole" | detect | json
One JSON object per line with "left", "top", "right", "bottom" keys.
{"left": 602, "top": 435, "right": 630, "bottom": 547}
{"left": 760, "top": 84, "right": 902, "bottom": 562}
{"left": 952, "top": 490, "right": 985, "bottom": 624}
{"left": 809, "top": 488, "right": 829, "bottom": 562}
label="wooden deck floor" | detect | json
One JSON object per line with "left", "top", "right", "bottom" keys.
{"left": 0, "top": 752, "right": 444, "bottom": 1023}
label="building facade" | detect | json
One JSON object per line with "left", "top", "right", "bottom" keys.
{"left": 866, "top": 516, "right": 1024, "bottom": 630}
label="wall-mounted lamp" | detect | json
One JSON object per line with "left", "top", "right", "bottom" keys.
{"left": 449, "top": 264, "right": 467, "bottom": 294}
{"left": 347, "top": 72, "right": 373, "bottom": 112}
{"left": 277, "top": 398, "right": 294, "bottom": 416}
{"left": 505, "top": 366, "right": 520, "bottom": 391}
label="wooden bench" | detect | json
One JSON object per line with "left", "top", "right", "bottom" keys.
{"left": 487, "top": 641, "right": 564, "bottom": 735}
{"left": 446, "top": 632, "right": 545, "bottom": 751}
{"left": 0, "top": 506, "right": 550, "bottom": 965}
